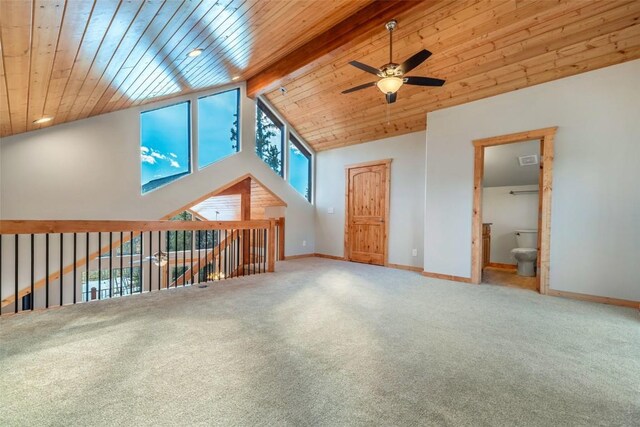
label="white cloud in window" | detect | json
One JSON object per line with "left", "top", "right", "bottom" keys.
{"left": 141, "top": 146, "right": 181, "bottom": 168}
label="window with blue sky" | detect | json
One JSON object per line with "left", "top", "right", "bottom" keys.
{"left": 289, "top": 135, "right": 312, "bottom": 201}
{"left": 255, "top": 100, "right": 283, "bottom": 176}
{"left": 198, "top": 88, "right": 240, "bottom": 169}
{"left": 140, "top": 101, "right": 190, "bottom": 194}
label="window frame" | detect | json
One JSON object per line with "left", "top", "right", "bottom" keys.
{"left": 256, "top": 99, "right": 285, "bottom": 177}
{"left": 140, "top": 100, "right": 192, "bottom": 195}
{"left": 196, "top": 87, "right": 241, "bottom": 170}
{"left": 288, "top": 133, "right": 313, "bottom": 202}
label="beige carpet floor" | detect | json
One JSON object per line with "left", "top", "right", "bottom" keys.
{"left": 1, "top": 258, "right": 638, "bottom": 426}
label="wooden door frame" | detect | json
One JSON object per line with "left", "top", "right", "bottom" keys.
{"left": 344, "top": 159, "right": 392, "bottom": 266}
{"left": 471, "top": 127, "right": 557, "bottom": 294}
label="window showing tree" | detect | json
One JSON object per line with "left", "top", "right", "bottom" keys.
{"left": 140, "top": 101, "right": 191, "bottom": 194}
{"left": 289, "top": 135, "right": 312, "bottom": 201}
{"left": 198, "top": 88, "right": 240, "bottom": 169}
{"left": 255, "top": 100, "right": 284, "bottom": 176}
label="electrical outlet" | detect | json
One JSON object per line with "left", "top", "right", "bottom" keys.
{"left": 327, "top": 207, "right": 334, "bottom": 214}
{"left": 412, "top": 249, "right": 418, "bottom": 257}
{"left": 302, "top": 240, "right": 307, "bottom": 247}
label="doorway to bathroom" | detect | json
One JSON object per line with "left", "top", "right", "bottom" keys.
{"left": 470, "top": 127, "right": 556, "bottom": 294}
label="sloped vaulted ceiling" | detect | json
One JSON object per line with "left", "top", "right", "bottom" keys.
{"left": 1, "top": 0, "right": 639, "bottom": 152}
{"left": 263, "top": 0, "right": 640, "bottom": 151}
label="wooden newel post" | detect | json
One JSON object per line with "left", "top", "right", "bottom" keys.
{"left": 278, "top": 217, "right": 285, "bottom": 261}
{"left": 268, "top": 219, "right": 276, "bottom": 272}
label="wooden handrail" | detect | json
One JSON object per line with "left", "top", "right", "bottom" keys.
{"left": 0, "top": 219, "right": 271, "bottom": 234}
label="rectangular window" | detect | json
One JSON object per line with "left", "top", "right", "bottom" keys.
{"left": 289, "top": 135, "right": 312, "bottom": 201}
{"left": 140, "top": 101, "right": 191, "bottom": 194}
{"left": 256, "top": 99, "right": 284, "bottom": 176}
{"left": 198, "top": 88, "right": 240, "bottom": 169}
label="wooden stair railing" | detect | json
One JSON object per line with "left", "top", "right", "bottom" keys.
{"left": 0, "top": 219, "right": 276, "bottom": 315}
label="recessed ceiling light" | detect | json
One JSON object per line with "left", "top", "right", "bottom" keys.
{"left": 33, "top": 117, "right": 53, "bottom": 124}
{"left": 187, "top": 48, "right": 203, "bottom": 58}
{"left": 232, "top": 76, "right": 240, "bottom": 81}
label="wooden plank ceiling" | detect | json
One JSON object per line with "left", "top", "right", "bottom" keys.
{"left": 191, "top": 179, "right": 285, "bottom": 220}
{"left": 0, "top": 0, "right": 370, "bottom": 137}
{"left": 1, "top": 0, "right": 639, "bottom": 152}
{"left": 263, "top": 0, "right": 640, "bottom": 151}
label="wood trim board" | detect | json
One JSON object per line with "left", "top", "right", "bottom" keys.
{"left": 471, "top": 127, "right": 557, "bottom": 294}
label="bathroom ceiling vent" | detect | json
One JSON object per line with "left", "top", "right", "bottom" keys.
{"left": 518, "top": 154, "right": 538, "bottom": 166}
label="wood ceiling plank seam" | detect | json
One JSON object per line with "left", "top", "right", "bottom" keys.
{"left": 305, "top": 109, "right": 428, "bottom": 142}
{"left": 270, "top": 0, "right": 528, "bottom": 110}
{"left": 65, "top": 0, "right": 146, "bottom": 123}
{"left": 105, "top": 0, "right": 203, "bottom": 110}
{"left": 120, "top": 0, "right": 232, "bottom": 105}
{"left": 272, "top": 5, "right": 640, "bottom": 131}
{"left": 53, "top": 0, "right": 121, "bottom": 125}
{"left": 181, "top": 0, "right": 302, "bottom": 92}
{"left": 81, "top": 1, "right": 164, "bottom": 117}
{"left": 157, "top": 0, "right": 318, "bottom": 98}
{"left": 99, "top": 0, "right": 204, "bottom": 113}
{"left": 42, "top": 0, "right": 95, "bottom": 122}
{"left": 184, "top": 0, "right": 326, "bottom": 90}
{"left": 27, "top": 0, "right": 66, "bottom": 132}
{"left": 413, "top": 0, "right": 586, "bottom": 68}
{"left": 0, "top": 43, "right": 12, "bottom": 136}
{"left": 438, "top": 1, "right": 640, "bottom": 78}
{"left": 230, "top": 0, "right": 373, "bottom": 79}
{"left": 438, "top": 0, "right": 604, "bottom": 64}
{"left": 271, "top": 0, "right": 568, "bottom": 107}
{"left": 127, "top": 0, "right": 244, "bottom": 103}
{"left": 313, "top": 38, "right": 640, "bottom": 149}
{"left": 312, "top": 116, "right": 427, "bottom": 150}
{"left": 300, "top": 19, "right": 639, "bottom": 139}
{"left": 89, "top": 0, "right": 185, "bottom": 116}
{"left": 246, "top": 0, "right": 431, "bottom": 97}
{"left": 74, "top": 0, "right": 165, "bottom": 121}
{"left": 263, "top": 4, "right": 477, "bottom": 111}
{"left": 426, "top": 44, "right": 640, "bottom": 111}
{"left": 264, "top": 0, "right": 472, "bottom": 103}
{"left": 0, "top": 0, "right": 34, "bottom": 134}
{"left": 131, "top": 0, "right": 258, "bottom": 105}
{"left": 239, "top": 0, "right": 374, "bottom": 78}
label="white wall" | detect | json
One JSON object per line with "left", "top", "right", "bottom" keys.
{"left": 426, "top": 60, "right": 640, "bottom": 301}
{"left": 315, "top": 131, "right": 425, "bottom": 269}
{"left": 482, "top": 185, "right": 539, "bottom": 264}
{"left": 0, "top": 83, "right": 315, "bottom": 257}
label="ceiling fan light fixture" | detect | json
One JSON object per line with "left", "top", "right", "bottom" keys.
{"left": 376, "top": 76, "right": 403, "bottom": 94}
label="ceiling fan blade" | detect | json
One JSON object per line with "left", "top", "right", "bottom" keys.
{"left": 348, "top": 60, "right": 381, "bottom": 75}
{"left": 342, "top": 81, "right": 377, "bottom": 94}
{"left": 403, "top": 76, "right": 446, "bottom": 87}
{"left": 399, "top": 49, "right": 432, "bottom": 74}
{"left": 385, "top": 92, "right": 397, "bottom": 104}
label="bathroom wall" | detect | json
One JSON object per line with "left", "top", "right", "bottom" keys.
{"left": 482, "top": 185, "right": 539, "bottom": 264}
{"left": 425, "top": 59, "right": 640, "bottom": 301}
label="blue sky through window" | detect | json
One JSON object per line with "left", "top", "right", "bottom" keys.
{"left": 256, "top": 101, "right": 283, "bottom": 176}
{"left": 198, "top": 89, "right": 239, "bottom": 169}
{"left": 289, "top": 137, "right": 311, "bottom": 201}
{"left": 140, "top": 101, "right": 190, "bottom": 194}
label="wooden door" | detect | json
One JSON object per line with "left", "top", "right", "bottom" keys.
{"left": 345, "top": 160, "right": 391, "bottom": 266}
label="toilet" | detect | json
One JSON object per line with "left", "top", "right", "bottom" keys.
{"left": 511, "top": 230, "right": 538, "bottom": 277}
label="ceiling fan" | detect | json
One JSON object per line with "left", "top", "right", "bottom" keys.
{"left": 341, "top": 20, "right": 445, "bottom": 104}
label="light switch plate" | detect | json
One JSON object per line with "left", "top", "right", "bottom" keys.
{"left": 328, "top": 207, "right": 334, "bottom": 214}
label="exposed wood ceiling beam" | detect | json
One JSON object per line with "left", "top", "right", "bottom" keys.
{"left": 245, "top": 0, "right": 427, "bottom": 98}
